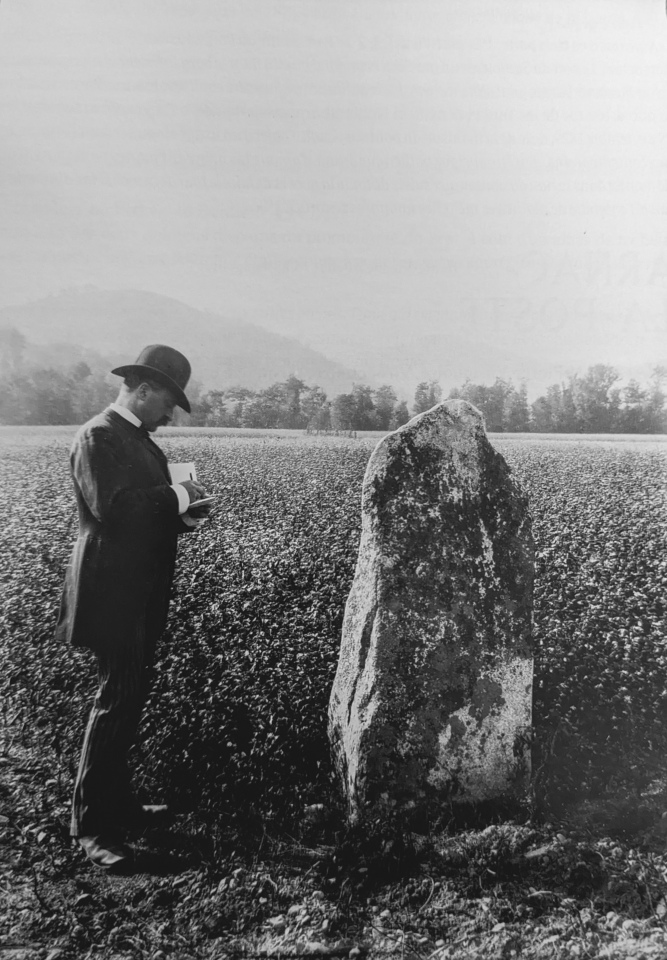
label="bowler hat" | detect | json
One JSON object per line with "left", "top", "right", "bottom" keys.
{"left": 112, "top": 344, "right": 192, "bottom": 413}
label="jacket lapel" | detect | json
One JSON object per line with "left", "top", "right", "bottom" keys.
{"left": 142, "top": 434, "right": 171, "bottom": 480}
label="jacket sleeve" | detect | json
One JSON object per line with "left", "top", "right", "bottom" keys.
{"left": 72, "top": 425, "right": 179, "bottom": 525}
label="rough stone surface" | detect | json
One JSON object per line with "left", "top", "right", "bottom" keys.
{"left": 328, "top": 400, "right": 534, "bottom": 818}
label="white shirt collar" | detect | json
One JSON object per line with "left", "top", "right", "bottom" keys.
{"left": 109, "top": 402, "right": 143, "bottom": 429}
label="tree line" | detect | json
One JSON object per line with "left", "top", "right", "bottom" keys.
{"left": 448, "top": 364, "right": 666, "bottom": 434}
{"left": 190, "top": 379, "right": 413, "bottom": 432}
{"left": 0, "top": 328, "right": 664, "bottom": 432}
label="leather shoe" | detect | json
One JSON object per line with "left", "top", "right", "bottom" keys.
{"left": 79, "top": 835, "right": 133, "bottom": 870}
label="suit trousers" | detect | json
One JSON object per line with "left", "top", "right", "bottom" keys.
{"left": 70, "top": 626, "right": 157, "bottom": 839}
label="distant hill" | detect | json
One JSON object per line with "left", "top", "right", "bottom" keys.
{"left": 0, "top": 288, "right": 366, "bottom": 395}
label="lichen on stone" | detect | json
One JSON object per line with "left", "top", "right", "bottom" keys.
{"left": 328, "top": 400, "right": 535, "bottom": 820}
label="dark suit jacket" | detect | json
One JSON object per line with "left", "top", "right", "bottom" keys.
{"left": 56, "top": 408, "right": 192, "bottom": 652}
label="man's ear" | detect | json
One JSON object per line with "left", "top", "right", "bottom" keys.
{"left": 137, "top": 382, "right": 151, "bottom": 401}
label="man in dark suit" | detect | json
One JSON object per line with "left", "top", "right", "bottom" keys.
{"left": 56, "top": 344, "right": 211, "bottom": 869}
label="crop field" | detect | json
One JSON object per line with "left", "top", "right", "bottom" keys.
{"left": 1, "top": 426, "right": 667, "bottom": 959}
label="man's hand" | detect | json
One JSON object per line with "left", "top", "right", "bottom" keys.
{"left": 180, "top": 479, "right": 215, "bottom": 521}
{"left": 180, "top": 480, "right": 208, "bottom": 503}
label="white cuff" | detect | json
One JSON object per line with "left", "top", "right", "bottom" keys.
{"left": 171, "top": 484, "right": 190, "bottom": 515}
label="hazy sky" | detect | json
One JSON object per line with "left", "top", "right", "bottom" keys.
{"left": 1, "top": 0, "right": 666, "bottom": 388}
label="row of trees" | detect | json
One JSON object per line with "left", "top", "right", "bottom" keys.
{"left": 189, "top": 378, "right": 412, "bottom": 431}
{"left": 0, "top": 350, "right": 415, "bottom": 431}
{"left": 0, "top": 362, "right": 117, "bottom": 426}
{"left": 185, "top": 364, "right": 667, "bottom": 434}
{"left": 529, "top": 365, "right": 667, "bottom": 434}
{"left": 447, "top": 365, "right": 667, "bottom": 434}
{"left": 0, "top": 326, "right": 665, "bottom": 432}
{"left": 0, "top": 327, "right": 117, "bottom": 425}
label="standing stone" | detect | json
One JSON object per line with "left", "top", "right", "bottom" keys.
{"left": 328, "top": 400, "right": 534, "bottom": 820}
